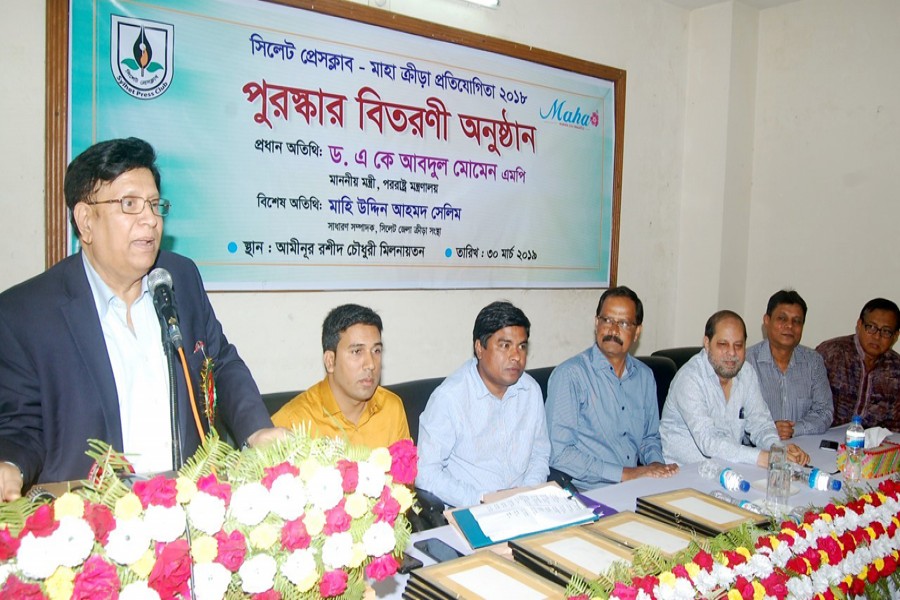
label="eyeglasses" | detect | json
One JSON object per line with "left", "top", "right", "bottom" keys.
{"left": 862, "top": 321, "right": 897, "bottom": 339}
{"left": 89, "top": 196, "right": 171, "bottom": 217}
{"left": 597, "top": 315, "right": 637, "bottom": 331}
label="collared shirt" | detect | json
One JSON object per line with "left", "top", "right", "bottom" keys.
{"left": 416, "top": 358, "right": 551, "bottom": 508}
{"left": 545, "top": 345, "right": 664, "bottom": 489}
{"left": 746, "top": 341, "right": 833, "bottom": 436}
{"left": 82, "top": 254, "right": 171, "bottom": 474}
{"left": 816, "top": 334, "right": 900, "bottom": 431}
{"left": 271, "top": 378, "right": 410, "bottom": 448}
{"left": 660, "top": 350, "right": 779, "bottom": 466}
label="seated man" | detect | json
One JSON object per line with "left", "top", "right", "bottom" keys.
{"left": 746, "top": 290, "right": 833, "bottom": 439}
{"left": 660, "top": 310, "right": 809, "bottom": 467}
{"left": 416, "top": 301, "right": 550, "bottom": 508}
{"left": 272, "top": 304, "right": 410, "bottom": 447}
{"left": 817, "top": 298, "right": 900, "bottom": 431}
{"left": 546, "top": 286, "right": 678, "bottom": 489}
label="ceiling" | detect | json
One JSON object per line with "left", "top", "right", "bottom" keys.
{"left": 663, "top": 0, "right": 801, "bottom": 10}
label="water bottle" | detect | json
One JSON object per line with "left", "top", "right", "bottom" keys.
{"left": 793, "top": 466, "right": 842, "bottom": 491}
{"left": 844, "top": 416, "right": 865, "bottom": 483}
{"left": 766, "top": 443, "right": 791, "bottom": 514}
{"left": 708, "top": 490, "right": 765, "bottom": 515}
{"left": 719, "top": 468, "right": 750, "bottom": 492}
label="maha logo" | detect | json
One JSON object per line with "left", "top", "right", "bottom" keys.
{"left": 539, "top": 99, "right": 600, "bottom": 130}
{"left": 110, "top": 15, "right": 174, "bottom": 99}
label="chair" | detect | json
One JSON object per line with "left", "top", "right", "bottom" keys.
{"left": 635, "top": 355, "right": 678, "bottom": 417}
{"left": 526, "top": 366, "right": 555, "bottom": 401}
{"left": 384, "top": 376, "right": 446, "bottom": 445}
{"left": 651, "top": 346, "right": 702, "bottom": 371}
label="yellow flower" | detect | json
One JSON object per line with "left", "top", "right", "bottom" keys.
{"left": 770, "top": 536, "right": 781, "bottom": 550}
{"left": 249, "top": 523, "right": 279, "bottom": 549}
{"left": 299, "top": 458, "right": 321, "bottom": 481}
{"left": 875, "top": 557, "right": 886, "bottom": 572}
{"left": 305, "top": 508, "right": 326, "bottom": 536}
{"left": 685, "top": 562, "right": 700, "bottom": 579}
{"left": 369, "top": 447, "right": 392, "bottom": 471}
{"left": 54, "top": 493, "right": 85, "bottom": 519}
{"left": 819, "top": 512, "right": 833, "bottom": 523}
{"left": 46, "top": 566, "right": 75, "bottom": 600}
{"left": 866, "top": 526, "right": 878, "bottom": 540}
{"left": 751, "top": 580, "right": 765, "bottom": 600}
{"left": 191, "top": 535, "right": 218, "bottom": 563}
{"left": 657, "top": 571, "right": 676, "bottom": 587}
{"left": 295, "top": 568, "right": 318, "bottom": 592}
{"left": 858, "top": 565, "right": 869, "bottom": 581}
{"left": 736, "top": 547, "right": 752, "bottom": 559}
{"left": 345, "top": 493, "right": 369, "bottom": 519}
{"left": 392, "top": 485, "right": 414, "bottom": 512}
{"left": 818, "top": 549, "right": 830, "bottom": 565}
{"left": 175, "top": 476, "right": 197, "bottom": 504}
{"left": 349, "top": 542, "right": 368, "bottom": 568}
{"left": 131, "top": 549, "right": 156, "bottom": 578}
{"left": 114, "top": 493, "right": 143, "bottom": 520}
{"left": 727, "top": 591, "right": 743, "bottom": 600}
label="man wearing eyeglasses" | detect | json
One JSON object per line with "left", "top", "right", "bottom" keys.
{"left": 816, "top": 298, "right": 900, "bottom": 431}
{"left": 745, "top": 290, "right": 833, "bottom": 440}
{"left": 0, "top": 137, "right": 283, "bottom": 501}
{"left": 545, "top": 286, "right": 678, "bottom": 489}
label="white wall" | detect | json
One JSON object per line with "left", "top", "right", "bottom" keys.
{"left": 1, "top": 0, "right": 897, "bottom": 394}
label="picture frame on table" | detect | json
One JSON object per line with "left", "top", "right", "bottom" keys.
{"left": 585, "top": 510, "right": 701, "bottom": 558}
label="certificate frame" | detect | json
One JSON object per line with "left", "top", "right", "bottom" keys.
{"left": 586, "top": 510, "right": 698, "bottom": 558}
{"left": 510, "top": 526, "right": 633, "bottom": 584}
{"left": 636, "top": 488, "right": 769, "bottom": 537}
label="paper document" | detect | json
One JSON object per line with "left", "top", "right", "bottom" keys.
{"left": 468, "top": 486, "right": 597, "bottom": 541}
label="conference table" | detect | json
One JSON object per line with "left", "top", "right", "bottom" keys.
{"left": 371, "top": 424, "right": 881, "bottom": 599}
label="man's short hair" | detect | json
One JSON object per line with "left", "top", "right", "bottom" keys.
{"left": 322, "top": 304, "right": 383, "bottom": 352}
{"left": 596, "top": 286, "right": 644, "bottom": 325}
{"left": 704, "top": 310, "right": 747, "bottom": 340}
{"left": 765, "top": 289, "right": 808, "bottom": 321}
{"left": 472, "top": 301, "right": 530, "bottom": 355}
{"left": 859, "top": 298, "right": 900, "bottom": 328}
{"left": 64, "top": 137, "right": 161, "bottom": 239}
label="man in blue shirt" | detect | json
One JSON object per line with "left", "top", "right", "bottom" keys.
{"left": 746, "top": 290, "right": 833, "bottom": 440}
{"left": 416, "top": 301, "right": 550, "bottom": 508}
{"left": 545, "top": 287, "right": 678, "bottom": 489}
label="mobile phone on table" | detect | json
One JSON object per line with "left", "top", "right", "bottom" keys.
{"left": 819, "top": 439, "right": 839, "bottom": 451}
{"left": 413, "top": 538, "right": 464, "bottom": 563}
{"left": 397, "top": 552, "right": 423, "bottom": 574}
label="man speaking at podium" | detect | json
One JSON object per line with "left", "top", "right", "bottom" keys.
{"left": 0, "top": 138, "right": 282, "bottom": 501}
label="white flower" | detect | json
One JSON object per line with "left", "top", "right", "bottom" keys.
{"left": 106, "top": 518, "right": 152, "bottom": 565}
{"left": 52, "top": 516, "right": 95, "bottom": 568}
{"left": 16, "top": 533, "right": 61, "bottom": 579}
{"left": 309, "top": 467, "right": 344, "bottom": 511}
{"left": 357, "top": 460, "right": 386, "bottom": 498}
{"left": 194, "top": 561, "right": 233, "bottom": 600}
{"left": 144, "top": 504, "right": 187, "bottom": 542}
{"left": 187, "top": 491, "right": 227, "bottom": 535}
{"left": 239, "top": 553, "right": 277, "bottom": 594}
{"left": 270, "top": 474, "right": 307, "bottom": 520}
{"left": 0, "top": 563, "right": 12, "bottom": 587}
{"left": 786, "top": 575, "right": 813, "bottom": 599}
{"left": 230, "top": 483, "right": 271, "bottom": 526}
{"left": 120, "top": 581, "right": 162, "bottom": 600}
{"left": 362, "top": 521, "right": 396, "bottom": 557}
{"left": 322, "top": 531, "right": 354, "bottom": 569}
{"left": 281, "top": 548, "right": 319, "bottom": 590}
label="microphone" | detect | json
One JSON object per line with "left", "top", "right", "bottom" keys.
{"left": 148, "top": 268, "right": 183, "bottom": 349}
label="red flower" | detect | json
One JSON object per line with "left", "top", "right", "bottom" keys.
{"left": 71, "top": 555, "right": 120, "bottom": 600}
{"left": 609, "top": 584, "right": 638, "bottom": 600}
{"left": 373, "top": 487, "right": 401, "bottom": 526}
{"left": 0, "top": 575, "right": 44, "bottom": 599}
{"left": 281, "top": 517, "right": 311, "bottom": 551}
{"left": 365, "top": 553, "right": 399, "bottom": 581}
{"left": 693, "top": 549, "right": 714, "bottom": 570}
{"left": 336, "top": 459, "right": 359, "bottom": 493}
{"left": 569, "top": 595, "right": 593, "bottom": 600}
{"left": 786, "top": 556, "right": 809, "bottom": 575}
{"left": 214, "top": 529, "right": 248, "bottom": 572}
{"left": 319, "top": 568, "right": 349, "bottom": 597}
{"left": 388, "top": 439, "right": 417, "bottom": 485}
{"left": 671, "top": 563, "right": 691, "bottom": 581}
{"left": 849, "top": 576, "right": 866, "bottom": 596}
{"left": 84, "top": 502, "right": 116, "bottom": 545}
{"left": 149, "top": 539, "right": 192, "bottom": 598}
{"left": 324, "top": 499, "right": 352, "bottom": 535}
{"left": 21, "top": 504, "right": 58, "bottom": 538}
{"left": 253, "top": 591, "right": 282, "bottom": 600}
{"left": 198, "top": 473, "right": 232, "bottom": 504}
{"left": 132, "top": 474, "right": 178, "bottom": 508}
{"left": 0, "top": 527, "right": 21, "bottom": 561}
{"left": 818, "top": 536, "right": 843, "bottom": 564}
{"left": 882, "top": 554, "right": 898, "bottom": 576}
{"left": 760, "top": 572, "right": 789, "bottom": 599}
{"left": 632, "top": 574, "right": 658, "bottom": 594}
{"left": 261, "top": 462, "right": 299, "bottom": 490}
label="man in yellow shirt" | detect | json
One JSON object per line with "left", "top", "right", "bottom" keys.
{"left": 273, "top": 304, "right": 410, "bottom": 447}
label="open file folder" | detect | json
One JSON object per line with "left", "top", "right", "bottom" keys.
{"left": 449, "top": 485, "right": 606, "bottom": 548}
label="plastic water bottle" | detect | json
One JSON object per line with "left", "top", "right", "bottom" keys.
{"left": 766, "top": 443, "right": 791, "bottom": 514}
{"left": 844, "top": 416, "right": 865, "bottom": 484}
{"left": 719, "top": 468, "right": 750, "bottom": 492}
{"left": 708, "top": 490, "right": 765, "bottom": 515}
{"left": 793, "top": 466, "right": 842, "bottom": 491}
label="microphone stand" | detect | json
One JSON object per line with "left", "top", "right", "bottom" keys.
{"left": 161, "top": 335, "right": 183, "bottom": 471}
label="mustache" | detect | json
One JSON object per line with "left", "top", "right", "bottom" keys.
{"left": 602, "top": 334, "right": 624, "bottom": 346}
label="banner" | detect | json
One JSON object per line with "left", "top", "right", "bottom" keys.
{"left": 70, "top": 0, "right": 622, "bottom": 290}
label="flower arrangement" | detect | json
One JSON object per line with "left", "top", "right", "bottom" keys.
{"left": 0, "top": 430, "right": 418, "bottom": 599}
{"left": 566, "top": 478, "right": 900, "bottom": 600}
